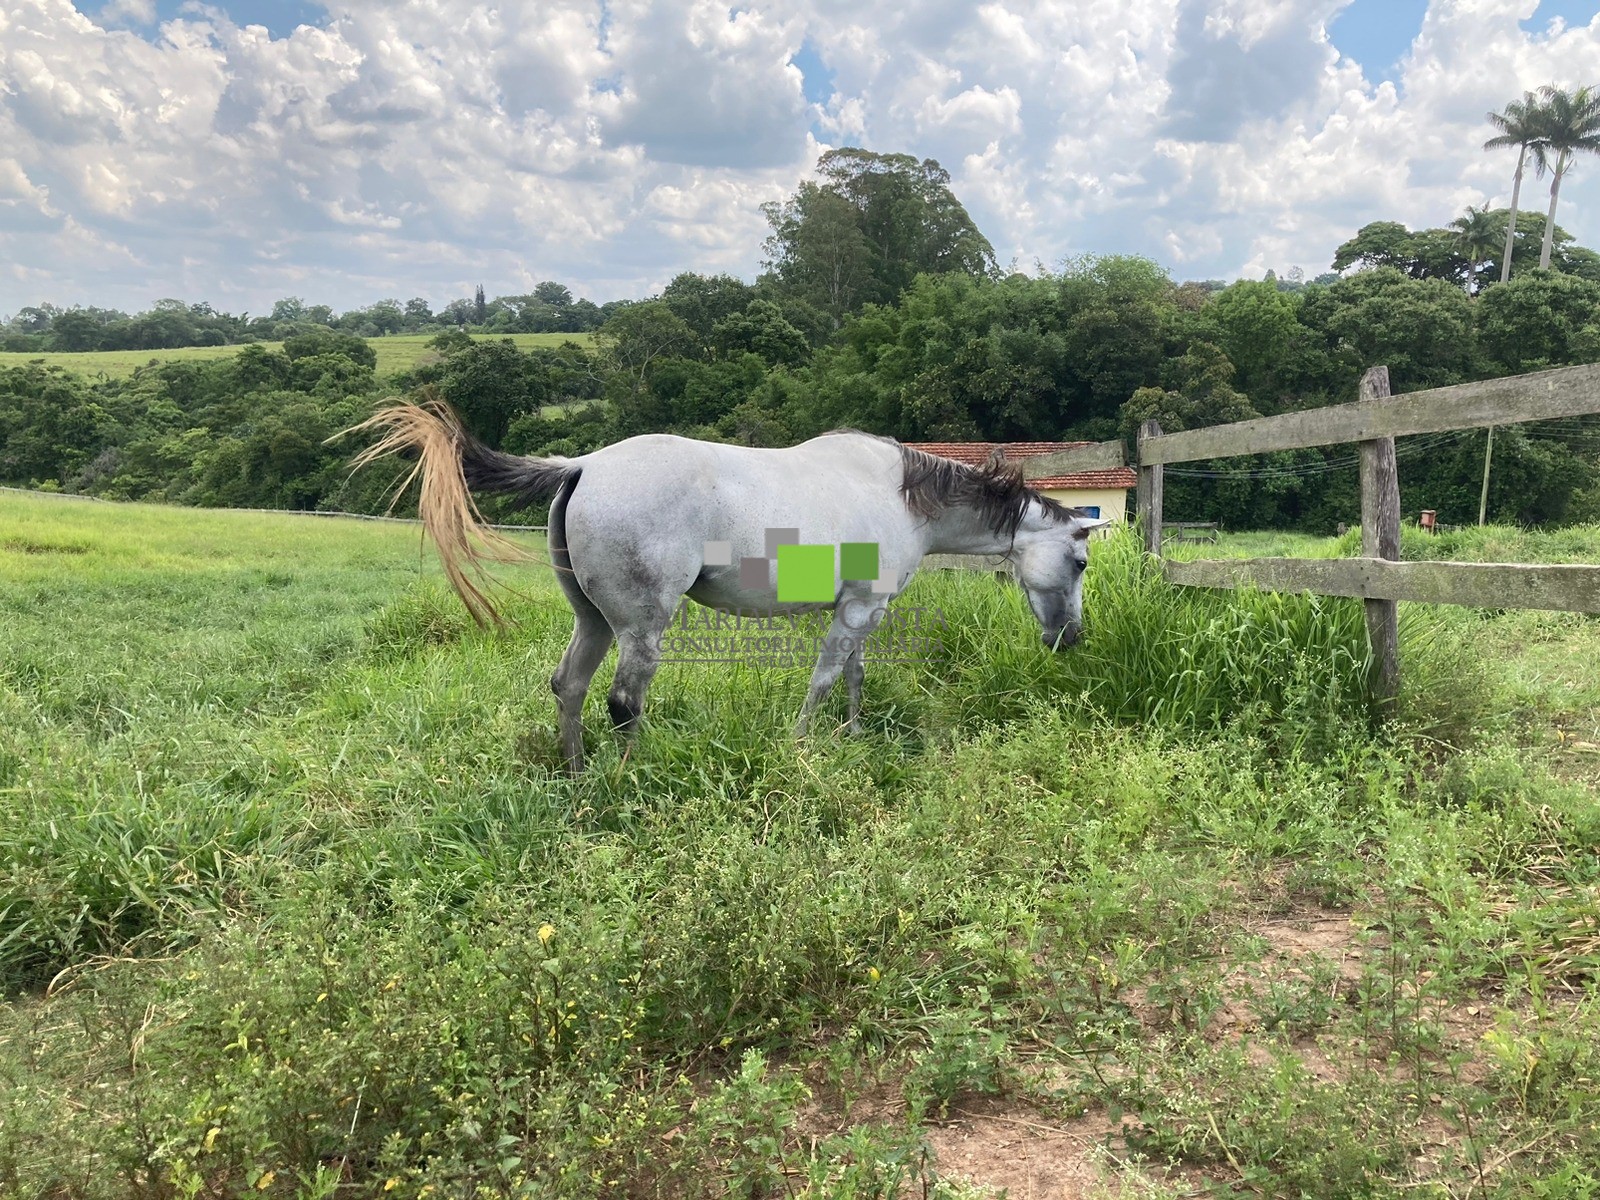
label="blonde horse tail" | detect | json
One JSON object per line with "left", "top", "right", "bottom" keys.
{"left": 333, "top": 390, "right": 579, "bottom": 627}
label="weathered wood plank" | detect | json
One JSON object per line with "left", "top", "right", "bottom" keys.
{"left": 1139, "top": 362, "right": 1600, "bottom": 465}
{"left": 1359, "top": 367, "right": 1401, "bottom": 703}
{"left": 1164, "top": 557, "right": 1600, "bottom": 614}
{"left": 1017, "top": 441, "right": 1127, "bottom": 479}
{"left": 1137, "top": 420, "right": 1164, "bottom": 556}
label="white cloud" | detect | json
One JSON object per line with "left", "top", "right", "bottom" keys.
{"left": 0, "top": 0, "right": 1597, "bottom": 318}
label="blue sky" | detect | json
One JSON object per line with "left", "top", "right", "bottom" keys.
{"left": 1327, "top": 0, "right": 1429, "bottom": 85}
{"left": 4, "top": 0, "right": 1599, "bottom": 314}
{"left": 119, "top": 0, "right": 326, "bottom": 37}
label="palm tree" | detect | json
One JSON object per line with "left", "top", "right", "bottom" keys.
{"left": 1484, "top": 90, "right": 1546, "bottom": 283}
{"left": 1533, "top": 84, "right": 1600, "bottom": 270}
{"left": 1448, "top": 205, "right": 1503, "bottom": 293}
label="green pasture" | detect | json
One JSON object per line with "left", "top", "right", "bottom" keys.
{"left": 0, "top": 331, "right": 592, "bottom": 381}
{"left": 3, "top": 492, "right": 1599, "bottom": 1198}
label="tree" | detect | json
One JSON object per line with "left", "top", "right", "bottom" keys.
{"left": 1299, "top": 267, "right": 1478, "bottom": 392}
{"left": 660, "top": 273, "right": 755, "bottom": 343}
{"left": 593, "top": 301, "right": 696, "bottom": 408}
{"left": 439, "top": 340, "right": 548, "bottom": 445}
{"left": 709, "top": 300, "right": 809, "bottom": 366}
{"left": 1208, "top": 280, "right": 1304, "bottom": 396}
{"left": 1448, "top": 205, "right": 1503, "bottom": 293}
{"left": 761, "top": 183, "right": 877, "bottom": 320}
{"left": 282, "top": 329, "right": 378, "bottom": 370}
{"left": 1332, "top": 221, "right": 1468, "bottom": 285}
{"left": 473, "top": 285, "right": 487, "bottom": 325}
{"left": 533, "top": 282, "right": 574, "bottom": 308}
{"left": 760, "top": 148, "right": 997, "bottom": 322}
{"left": 1476, "top": 271, "right": 1600, "bottom": 371}
{"left": 365, "top": 299, "right": 405, "bottom": 336}
{"left": 1531, "top": 83, "right": 1600, "bottom": 270}
{"left": 404, "top": 297, "right": 434, "bottom": 325}
{"left": 1120, "top": 342, "right": 1258, "bottom": 441}
{"left": 1484, "top": 90, "right": 1546, "bottom": 283}
{"left": 814, "top": 148, "right": 997, "bottom": 291}
{"left": 51, "top": 310, "right": 102, "bottom": 352}
{"left": 1332, "top": 221, "right": 1415, "bottom": 274}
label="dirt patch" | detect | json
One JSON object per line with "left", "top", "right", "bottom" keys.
{"left": 923, "top": 1100, "right": 1125, "bottom": 1199}
{"left": 793, "top": 1074, "right": 906, "bottom": 1142}
{"left": 1250, "top": 908, "right": 1368, "bottom": 971}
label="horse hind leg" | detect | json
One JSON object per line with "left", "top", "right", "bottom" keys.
{"left": 608, "top": 626, "right": 664, "bottom": 746}
{"left": 547, "top": 484, "right": 614, "bottom": 774}
{"left": 550, "top": 606, "right": 613, "bottom": 773}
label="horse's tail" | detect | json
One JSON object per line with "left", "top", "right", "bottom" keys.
{"left": 335, "top": 391, "right": 580, "bottom": 627}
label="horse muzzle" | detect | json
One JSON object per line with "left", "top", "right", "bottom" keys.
{"left": 1043, "top": 625, "right": 1081, "bottom": 651}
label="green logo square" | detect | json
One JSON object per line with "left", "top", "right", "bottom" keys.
{"left": 840, "top": 542, "right": 879, "bottom": 581}
{"left": 776, "top": 544, "right": 835, "bottom": 602}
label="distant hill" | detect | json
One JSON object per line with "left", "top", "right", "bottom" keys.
{"left": 0, "top": 331, "right": 592, "bottom": 381}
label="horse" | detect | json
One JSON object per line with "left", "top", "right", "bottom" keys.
{"left": 340, "top": 397, "right": 1110, "bottom": 772}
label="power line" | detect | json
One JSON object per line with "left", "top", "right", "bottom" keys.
{"left": 1163, "top": 430, "right": 1472, "bottom": 480}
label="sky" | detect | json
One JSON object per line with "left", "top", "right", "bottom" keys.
{"left": 2, "top": 0, "right": 1599, "bottom": 317}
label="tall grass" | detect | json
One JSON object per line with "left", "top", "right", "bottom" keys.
{"left": 914, "top": 531, "right": 1374, "bottom": 749}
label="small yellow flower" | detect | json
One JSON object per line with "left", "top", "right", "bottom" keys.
{"left": 204, "top": 1127, "right": 220, "bottom": 1151}
{"left": 255, "top": 1171, "right": 276, "bottom": 1190}
{"left": 384, "top": 1178, "right": 400, "bottom": 1192}
{"left": 867, "top": 966, "right": 880, "bottom": 982}
{"left": 538, "top": 924, "right": 556, "bottom": 946}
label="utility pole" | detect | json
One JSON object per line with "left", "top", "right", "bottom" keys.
{"left": 1479, "top": 425, "right": 1494, "bottom": 526}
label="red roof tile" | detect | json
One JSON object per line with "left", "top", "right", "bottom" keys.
{"left": 904, "top": 441, "right": 1136, "bottom": 491}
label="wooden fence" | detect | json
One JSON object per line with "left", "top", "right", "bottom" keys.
{"left": 924, "top": 360, "right": 1600, "bottom": 701}
{"left": 1141, "top": 361, "right": 1600, "bottom": 701}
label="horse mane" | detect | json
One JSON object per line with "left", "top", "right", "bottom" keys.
{"left": 821, "top": 428, "right": 1077, "bottom": 540}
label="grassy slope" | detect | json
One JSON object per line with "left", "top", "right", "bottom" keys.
{"left": 2, "top": 495, "right": 1599, "bottom": 1198}
{"left": 0, "top": 331, "right": 592, "bottom": 380}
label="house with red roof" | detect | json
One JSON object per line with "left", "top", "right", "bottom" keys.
{"left": 903, "top": 441, "right": 1137, "bottom": 528}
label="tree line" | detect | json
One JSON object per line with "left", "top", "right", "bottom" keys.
{"left": 3, "top": 137, "right": 1599, "bottom": 531}
{"left": 0, "top": 282, "right": 616, "bottom": 355}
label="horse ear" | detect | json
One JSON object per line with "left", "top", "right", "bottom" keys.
{"left": 983, "top": 447, "right": 1008, "bottom": 472}
{"left": 1073, "top": 516, "right": 1113, "bottom": 537}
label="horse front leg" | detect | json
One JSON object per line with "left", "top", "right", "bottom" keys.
{"left": 843, "top": 645, "right": 865, "bottom": 734}
{"left": 796, "top": 596, "right": 886, "bottom": 739}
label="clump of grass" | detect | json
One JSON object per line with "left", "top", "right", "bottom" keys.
{"left": 908, "top": 529, "right": 1376, "bottom": 754}
{"left": 362, "top": 583, "right": 472, "bottom": 657}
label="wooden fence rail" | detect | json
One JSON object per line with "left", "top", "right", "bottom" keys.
{"left": 1137, "top": 362, "right": 1600, "bottom": 465}
{"left": 1166, "top": 557, "right": 1600, "bottom": 615}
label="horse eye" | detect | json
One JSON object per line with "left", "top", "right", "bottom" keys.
{"left": 1073, "top": 557, "right": 1088, "bottom": 572}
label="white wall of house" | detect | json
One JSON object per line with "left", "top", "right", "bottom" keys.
{"left": 1036, "top": 487, "right": 1129, "bottom": 527}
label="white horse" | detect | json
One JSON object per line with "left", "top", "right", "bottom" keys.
{"left": 343, "top": 397, "right": 1109, "bottom": 772}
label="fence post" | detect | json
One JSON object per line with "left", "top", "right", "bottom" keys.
{"left": 1136, "top": 419, "right": 1164, "bottom": 556}
{"left": 1358, "top": 367, "right": 1401, "bottom": 706}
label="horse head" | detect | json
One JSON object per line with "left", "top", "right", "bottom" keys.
{"left": 1011, "top": 509, "right": 1112, "bottom": 650}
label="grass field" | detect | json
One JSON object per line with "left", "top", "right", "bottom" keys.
{"left": 0, "top": 331, "right": 592, "bottom": 381}
{"left": 2, "top": 494, "right": 1599, "bottom": 1198}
